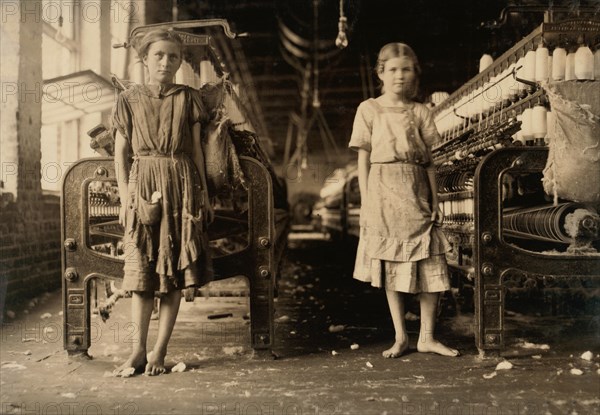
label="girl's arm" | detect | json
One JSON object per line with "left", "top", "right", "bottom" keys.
{"left": 192, "top": 123, "right": 214, "bottom": 224}
{"left": 420, "top": 105, "right": 443, "bottom": 224}
{"left": 357, "top": 149, "right": 371, "bottom": 203}
{"left": 426, "top": 158, "right": 443, "bottom": 225}
{"left": 114, "top": 131, "right": 130, "bottom": 226}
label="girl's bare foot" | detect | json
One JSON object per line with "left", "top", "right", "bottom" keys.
{"left": 382, "top": 339, "right": 409, "bottom": 358}
{"left": 113, "top": 350, "right": 147, "bottom": 377}
{"left": 145, "top": 350, "right": 167, "bottom": 376}
{"left": 417, "top": 338, "right": 459, "bottom": 357}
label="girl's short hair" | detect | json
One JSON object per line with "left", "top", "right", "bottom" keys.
{"left": 375, "top": 42, "right": 421, "bottom": 98}
{"left": 133, "top": 29, "right": 184, "bottom": 60}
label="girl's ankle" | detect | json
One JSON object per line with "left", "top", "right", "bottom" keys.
{"left": 150, "top": 348, "right": 167, "bottom": 358}
{"left": 131, "top": 344, "right": 146, "bottom": 353}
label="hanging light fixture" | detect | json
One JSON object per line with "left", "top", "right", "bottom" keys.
{"left": 335, "top": 0, "right": 348, "bottom": 49}
{"left": 54, "top": 0, "right": 66, "bottom": 44}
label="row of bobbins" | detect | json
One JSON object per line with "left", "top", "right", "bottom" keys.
{"left": 480, "top": 36, "right": 600, "bottom": 82}
{"left": 514, "top": 104, "right": 551, "bottom": 145}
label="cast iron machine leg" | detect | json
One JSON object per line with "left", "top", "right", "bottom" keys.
{"left": 474, "top": 147, "right": 599, "bottom": 356}
{"left": 62, "top": 156, "right": 279, "bottom": 357}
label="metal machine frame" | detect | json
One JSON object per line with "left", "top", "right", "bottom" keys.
{"left": 474, "top": 147, "right": 600, "bottom": 355}
{"left": 62, "top": 156, "right": 283, "bottom": 357}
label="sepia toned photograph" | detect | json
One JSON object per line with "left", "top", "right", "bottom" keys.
{"left": 1, "top": 0, "right": 599, "bottom": 414}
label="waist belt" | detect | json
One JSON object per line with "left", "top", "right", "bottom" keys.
{"left": 371, "top": 160, "right": 425, "bottom": 167}
{"left": 134, "top": 152, "right": 184, "bottom": 160}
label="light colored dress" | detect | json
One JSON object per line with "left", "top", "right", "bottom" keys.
{"left": 349, "top": 98, "right": 451, "bottom": 293}
{"left": 112, "top": 84, "right": 212, "bottom": 294}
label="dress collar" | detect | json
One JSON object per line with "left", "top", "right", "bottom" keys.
{"left": 370, "top": 97, "right": 414, "bottom": 111}
{"left": 136, "top": 83, "right": 187, "bottom": 98}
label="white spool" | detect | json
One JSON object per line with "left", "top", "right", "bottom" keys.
{"left": 513, "top": 130, "right": 525, "bottom": 145}
{"left": 521, "top": 108, "right": 533, "bottom": 140}
{"left": 535, "top": 45, "right": 549, "bottom": 82}
{"left": 479, "top": 54, "right": 494, "bottom": 73}
{"left": 531, "top": 105, "right": 548, "bottom": 139}
{"left": 516, "top": 57, "right": 527, "bottom": 92}
{"left": 574, "top": 45, "right": 594, "bottom": 80}
{"left": 523, "top": 50, "right": 537, "bottom": 82}
{"left": 552, "top": 47, "right": 566, "bottom": 81}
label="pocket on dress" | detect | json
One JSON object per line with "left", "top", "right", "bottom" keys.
{"left": 137, "top": 196, "right": 162, "bottom": 226}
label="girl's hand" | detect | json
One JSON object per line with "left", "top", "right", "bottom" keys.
{"left": 431, "top": 204, "right": 444, "bottom": 226}
{"left": 119, "top": 204, "right": 127, "bottom": 227}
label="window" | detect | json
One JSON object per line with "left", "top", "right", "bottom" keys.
{"left": 40, "top": 1, "right": 130, "bottom": 193}
{"left": 110, "top": 0, "right": 133, "bottom": 79}
{"left": 41, "top": 0, "right": 79, "bottom": 193}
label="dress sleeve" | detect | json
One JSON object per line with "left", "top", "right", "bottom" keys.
{"left": 417, "top": 104, "right": 442, "bottom": 148}
{"left": 110, "top": 92, "right": 133, "bottom": 142}
{"left": 348, "top": 101, "right": 373, "bottom": 152}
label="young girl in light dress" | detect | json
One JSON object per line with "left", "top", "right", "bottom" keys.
{"left": 349, "top": 43, "right": 459, "bottom": 358}
{"left": 112, "top": 29, "right": 214, "bottom": 376}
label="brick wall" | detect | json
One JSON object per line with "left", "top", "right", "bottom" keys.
{"left": 0, "top": 195, "right": 61, "bottom": 311}
{"left": 0, "top": 0, "right": 58, "bottom": 314}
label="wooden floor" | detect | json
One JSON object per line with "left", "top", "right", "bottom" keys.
{"left": 1, "top": 235, "right": 599, "bottom": 415}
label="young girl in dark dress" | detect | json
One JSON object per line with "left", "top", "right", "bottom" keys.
{"left": 112, "top": 29, "right": 213, "bottom": 376}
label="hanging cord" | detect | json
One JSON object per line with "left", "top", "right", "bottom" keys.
{"left": 335, "top": 0, "right": 348, "bottom": 49}
{"left": 172, "top": 0, "right": 178, "bottom": 22}
{"left": 312, "top": 0, "right": 320, "bottom": 109}
{"left": 54, "top": 0, "right": 66, "bottom": 43}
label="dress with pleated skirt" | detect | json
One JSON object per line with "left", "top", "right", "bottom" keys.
{"left": 349, "top": 98, "right": 451, "bottom": 293}
{"left": 111, "top": 83, "right": 213, "bottom": 294}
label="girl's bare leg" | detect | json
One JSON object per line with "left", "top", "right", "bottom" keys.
{"left": 145, "top": 289, "right": 181, "bottom": 375}
{"left": 114, "top": 291, "right": 154, "bottom": 375}
{"left": 150, "top": 297, "right": 160, "bottom": 320}
{"left": 417, "top": 292, "right": 459, "bottom": 356}
{"left": 382, "top": 290, "right": 409, "bottom": 358}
